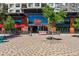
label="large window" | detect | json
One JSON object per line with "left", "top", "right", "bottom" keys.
{"left": 9, "top": 9, "right": 14, "bottom": 13}
{"left": 55, "top": 3, "right": 61, "bottom": 8}
{"left": 40, "top": 26, "right": 48, "bottom": 31}
{"left": 28, "top": 3, "right": 33, "bottom": 7}
{"left": 22, "top": 4, "right": 27, "bottom": 8}
{"left": 48, "top": 3, "right": 53, "bottom": 6}
{"left": 10, "top": 4, "right": 14, "bottom": 8}
{"left": 41, "top": 3, "right": 47, "bottom": 7}
{"left": 35, "top": 3, "right": 40, "bottom": 7}
{"left": 16, "top": 10, "right": 20, "bottom": 13}
{"left": 16, "top": 4, "right": 20, "bottom": 7}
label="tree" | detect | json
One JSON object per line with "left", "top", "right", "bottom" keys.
{"left": 4, "top": 16, "right": 15, "bottom": 31}
{"left": 42, "top": 5, "right": 66, "bottom": 32}
{"left": 75, "top": 13, "right": 79, "bottom": 28}
{"left": 0, "top": 13, "right": 7, "bottom": 25}
{"left": 0, "top": 13, "right": 7, "bottom": 32}
{"left": 57, "top": 10, "right": 67, "bottom": 23}
{"left": 0, "top": 13, "right": 7, "bottom": 21}
{"left": 42, "top": 5, "right": 55, "bottom": 31}
{"left": 74, "top": 18, "right": 79, "bottom": 28}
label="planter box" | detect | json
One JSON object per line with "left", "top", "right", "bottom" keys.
{"left": 70, "top": 27, "right": 75, "bottom": 33}
{"left": 39, "top": 31, "right": 47, "bottom": 35}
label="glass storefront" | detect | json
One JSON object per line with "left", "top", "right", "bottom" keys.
{"left": 28, "top": 14, "right": 48, "bottom": 33}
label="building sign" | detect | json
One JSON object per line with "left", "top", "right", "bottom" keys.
{"left": 34, "top": 19, "right": 41, "bottom": 25}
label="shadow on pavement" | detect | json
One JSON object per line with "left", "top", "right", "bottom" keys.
{"left": 46, "top": 36, "right": 62, "bottom": 40}
{"left": 72, "top": 35, "right": 79, "bottom": 37}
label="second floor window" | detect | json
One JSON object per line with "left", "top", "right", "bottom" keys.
{"left": 28, "top": 3, "right": 33, "bottom": 7}
{"left": 9, "top": 10, "right": 14, "bottom": 13}
{"left": 16, "top": 10, "right": 20, "bottom": 13}
{"left": 41, "top": 3, "right": 47, "bottom": 7}
{"left": 35, "top": 3, "right": 40, "bottom": 7}
{"left": 10, "top": 4, "right": 14, "bottom": 8}
{"left": 48, "top": 3, "right": 53, "bottom": 6}
{"left": 16, "top": 4, "right": 20, "bottom": 7}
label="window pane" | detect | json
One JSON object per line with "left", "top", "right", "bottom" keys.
{"left": 22, "top": 4, "right": 27, "bottom": 8}
{"left": 16, "top": 4, "right": 20, "bottom": 7}
{"left": 41, "top": 3, "right": 47, "bottom": 7}
{"left": 10, "top": 4, "right": 14, "bottom": 7}
{"left": 48, "top": 3, "right": 53, "bottom": 6}
{"left": 28, "top": 3, "right": 33, "bottom": 7}
{"left": 10, "top": 10, "right": 14, "bottom": 12}
{"left": 16, "top": 10, "right": 20, "bottom": 12}
{"left": 35, "top": 3, "right": 40, "bottom": 7}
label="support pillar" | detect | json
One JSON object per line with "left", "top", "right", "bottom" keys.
{"left": 70, "top": 16, "right": 75, "bottom": 33}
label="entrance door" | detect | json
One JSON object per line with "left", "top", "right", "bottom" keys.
{"left": 32, "top": 26, "right": 38, "bottom": 33}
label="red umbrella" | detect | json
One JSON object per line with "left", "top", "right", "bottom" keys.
{"left": 20, "top": 24, "right": 26, "bottom": 28}
{"left": 14, "top": 24, "right": 21, "bottom": 28}
{"left": 0, "top": 24, "right": 3, "bottom": 28}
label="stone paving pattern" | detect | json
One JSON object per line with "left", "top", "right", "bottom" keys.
{"left": 0, "top": 34, "right": 79, "bottom": 56}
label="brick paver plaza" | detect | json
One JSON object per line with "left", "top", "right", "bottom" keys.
{"left": 0, "top": 34, "right": 79, "bottom": 56}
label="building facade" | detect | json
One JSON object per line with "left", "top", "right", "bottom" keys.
{"left": 0, "top": 3, "right": 79, "bottom": 33}
{"left": 8, "top": 3, "right": 22, "bottom": 13}
{"left": 0, "top": 3, "right": 8, "bottom": 13}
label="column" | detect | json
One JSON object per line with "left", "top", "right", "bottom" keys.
{"left": 70, "top": 16, "right": 75, "bottom": 33}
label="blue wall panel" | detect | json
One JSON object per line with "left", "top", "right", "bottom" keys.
{"left": 28, "top": 15, "right": 48, "bottom": 26}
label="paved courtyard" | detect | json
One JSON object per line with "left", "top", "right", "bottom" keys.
{"left": 0, "top": 34, "right": 79, "bottom": 56}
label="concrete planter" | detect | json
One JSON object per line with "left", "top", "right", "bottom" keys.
{"left": 70, "top": 27, "right": 75, "bottom": 33}
{"left": 39, "top": 31, "right": 47, "bottom": 35}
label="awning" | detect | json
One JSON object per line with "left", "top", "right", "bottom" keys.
{"left": 14, "top": 20, "right": 22, "bottom": 23}
{"left": 14, "top": 24, "right": 28, "bottom": 28}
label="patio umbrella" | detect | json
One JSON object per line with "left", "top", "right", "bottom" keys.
{"left": 20, "top": 24, "right": 26, "bottom": 28}
{"left": 0, "top": 24, "right": 3, "bottom": 28}
{"left": 14, "top": 24, "right": 21, "bottom": 28}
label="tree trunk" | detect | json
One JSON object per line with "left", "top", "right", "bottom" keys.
{"left": 48, "top": 18, "right": 51, "bottom": 31}
{"left": 48, "top": 18, "right": 56, "bottom": 33}
{"left": 70, "top": 16, "right": 75, "bottom": 33}
{"left": 52, "top": 21, "right": 56, "bottom": 33}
